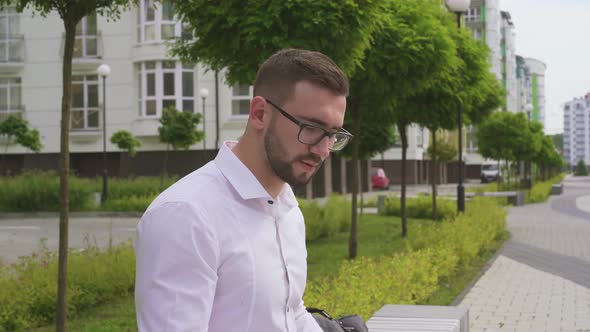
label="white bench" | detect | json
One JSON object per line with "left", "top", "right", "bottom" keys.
{"left": 367, "top": 304, "right": 469, "bottom": 332}
{"left": 476, "top": 191, "right": 525, "bottom": 206}
{"left": 550, "top": 183, "right": 563, "bottom": 195}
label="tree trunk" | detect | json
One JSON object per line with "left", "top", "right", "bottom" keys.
{"left": 348, "top": 106, "right": 361, "bottom": 259}
{"left": 56, "top": 21, "right": 76, "bottom": 332}
{"left": 398, "top": 124, "right": 408, "bottom": 237}
{"left": 430, "top": 128, "right": 438, "bottom": 220}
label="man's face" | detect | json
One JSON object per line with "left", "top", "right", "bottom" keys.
{"left": 263, "top": 81, "right": 347, "bottom": 187}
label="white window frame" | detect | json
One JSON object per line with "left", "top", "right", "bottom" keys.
{"left": 137, "top": 0, "right": 185, "bottom": 44}
{"left": 231, "top": 84, "right": 253, "bottom": 117}
{"left": 71, "top": 75, "right": 99, "bottom": 130}
{"left": 0, "top": 77, "right": 21, "bottom": 116}
{"left": 137, "top": 61, "right": 196, "bottom": 118}
{"left": 74, "top": 13, "right": 98, "bottom": 58}
{"left": 0, "top": 7, "right": 21, "bottom": 62}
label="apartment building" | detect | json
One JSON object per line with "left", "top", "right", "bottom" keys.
{"left": 563, "top": 93, "right": 590, "bottom": 167}
{"left": 0, "top": 2, "right": 255, "bottom": 175}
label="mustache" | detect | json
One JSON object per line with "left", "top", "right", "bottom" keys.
{"left": 295, "top": 154, "right": 323, "bottom": 164}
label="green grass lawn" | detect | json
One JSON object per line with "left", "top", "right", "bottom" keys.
{"left": 29, "top": 213, "right": 505, "bottom": 331}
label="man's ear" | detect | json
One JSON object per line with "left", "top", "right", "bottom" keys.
{"left": 249, "top": 96, "right": 268, "bottom": 131}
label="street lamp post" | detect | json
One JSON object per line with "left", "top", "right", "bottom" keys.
{"left": 446, "top": 0, "right": 471, "bottom": 213}
{"left": 199, "top": 88, "right": 210, "bottom": 151}
{"left": 97, "top": 64, "right": 111, "bottom": 204}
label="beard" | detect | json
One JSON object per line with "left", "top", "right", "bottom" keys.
{"left": 264, "top": 124, "right": 323, "bottom": 188}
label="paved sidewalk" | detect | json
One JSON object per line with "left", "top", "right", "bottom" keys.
{"left": 457, "top": 175, "right": 590, "bottom": 332}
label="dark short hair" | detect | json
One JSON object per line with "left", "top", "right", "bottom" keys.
{"left": 253, "top": 49, "right": 349, "bottom": 105}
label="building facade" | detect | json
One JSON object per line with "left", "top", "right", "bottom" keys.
{"left": 563, "top": 93, "right": 590, "bottom": 167}
{"left": 0, "top": 3, "right": 253, "bottom": 173}
{"left": 523, "top": 57, "right": 547, "bottom": 125}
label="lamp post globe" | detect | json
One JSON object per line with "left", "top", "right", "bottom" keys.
{"left": 199, "top": 88, "right": 209, "bottom": 150}
{"left": 97, "top": 63, "right": 111, "bottom": 205}
{"left": 97, "top": 64, "right": 111, "bottom": 77}
{"left": 446, "top": 0, "right": 471, "bottom": 12}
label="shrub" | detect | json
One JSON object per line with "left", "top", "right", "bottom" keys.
{"left": 300, "top": 194, "right": 352, "bottom": 241}
{"left": 380, "top": 195, "right": 456, "bottom": 220}
{"left": 574, "top": 160, "right": 589, "bottom": 176}
{"left": 100, "top": 195, "right": 156, "bottom": 212}
{"left": 304, "top": 197, "right": 506, "bottom": 320}
{"left": 0, "top": 242, "right": 135, "bottom": 331}
{"left": 526, "top": 173, "right": 566, "bottom": 204}
{"left": 106, "top": 176, "right": 177, "bottom": 200}
{"left": 0, "top": 170, "right": 95, "bottom": 212}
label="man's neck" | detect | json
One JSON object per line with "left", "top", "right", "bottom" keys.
{"left": 232, "top": 139, "right": 284, "bottom": 199}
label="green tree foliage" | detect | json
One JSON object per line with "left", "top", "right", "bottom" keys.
{"left": 171, "top": 0, "right": 388, "bottom": 260}
{"left": 110, "top": 130, "right": 141, "bottom": 157}
{"left": 158, "top": 107, "right": 204, "bottom": 183}
{"left": 0, "top": 115, "right": 42, "bottom": 173}
{"left": 171, "top": 0, "right": 386, "bottom": 83}
{"left": 574, "top": 159, "right": 589, "bottom": 176}
{"left": 549, "top": 133, "right": 563, "bottom": 154}
{"left": 427, "top": 133, "right": 457, "bottom": 163}
{"left": 0, "top": 1, "right": 135, "bottom": 330}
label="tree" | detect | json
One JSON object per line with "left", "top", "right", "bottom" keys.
{"left": 0, "top": 115, "right": 42, "bottom": 173}
{"left": 426, "top": 131, "right": 457, "bottom": 219}
{"left": 111, "top": 130, "right": 141, "bottom": 157}
{"left": 0, "top": 1, "right": 134, "bottom": 330}
{"left": 171, "top": 0, "right": 389, "bottom": 260}
{"left": 549, "top": 133, "right": 563, "bottom": 155}
{"left": 171, "top": 0, "right": 386, "bottom": 85}
{"left": 158, "top": 107, "right": 204, "bottom": 185}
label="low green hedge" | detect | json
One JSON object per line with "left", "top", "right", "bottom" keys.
{"left": 304, "top": 197, "right": 507, "bottom": 319}
{"left": 526, "top": 173, "right": 566, "bottom": 204}
{"left": 379, "top": 195, "right": 456, "bottom": 220}
{"left": 0, "top": 170, "right": 96, "bottom": 212}
{"left": 0, "top": 172, "right": 177, "bottom": 212}
{"left": 0, "top": 242, "right": 135, "bottom": 332}
{"left": 300, "top": 194, "right": 351, "bottom": 241}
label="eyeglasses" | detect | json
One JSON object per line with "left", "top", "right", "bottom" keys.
{"left": 265, "top": 98, "right": 353, "bottom": 151}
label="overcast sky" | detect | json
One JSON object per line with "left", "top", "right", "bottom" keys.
{"left": 500, "top": 0, "right": 590, "bottom": 134}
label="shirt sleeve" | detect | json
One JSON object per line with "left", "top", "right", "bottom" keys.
{"left": 294, "top": 299, "right": 323, "bottom": 332}
{"left": 135, "top": 201, "right": 219, "bottom": 332}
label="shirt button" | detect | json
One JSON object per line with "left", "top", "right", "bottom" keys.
{"left": 267, "top": 200, "right": 274, "bottom": 205}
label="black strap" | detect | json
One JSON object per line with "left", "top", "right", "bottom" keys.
{"left": 306, "top": 307, "right": 335, "bottom": 320}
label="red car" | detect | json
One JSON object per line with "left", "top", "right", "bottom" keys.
{"left": 371, "top": 167, "right": 390, "bottom": 190}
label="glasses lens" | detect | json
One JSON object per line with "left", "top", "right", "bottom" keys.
{"left": 298, "top": 126, "right": 325, "bottom": 144}
{"left": 330, "top": 133, "right": 350, "bottom": 151}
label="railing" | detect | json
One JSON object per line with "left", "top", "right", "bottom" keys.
{"left": 62, "top": 31, "right": 104, "bottom": 59}
{"left": 70, "top": 108, "right": 101, "bottom": 131}
{"left": 0, "top": 34, "right": 24, "bottom": 63}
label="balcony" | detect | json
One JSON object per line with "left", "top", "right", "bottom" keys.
{"left": 62, "top": 32, "right": 104, "bottom": 71}
{"left": 0, "top": 34, "right": 24, "bottom": 73}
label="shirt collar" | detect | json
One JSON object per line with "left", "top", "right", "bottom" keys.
{"left": 214, "top": 141, "right": 298, "bottom": 208}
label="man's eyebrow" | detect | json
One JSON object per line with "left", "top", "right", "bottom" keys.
{"left": 298, "top": 116, "right": 342, "bottom": 131}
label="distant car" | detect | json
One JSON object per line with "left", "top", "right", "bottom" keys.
{"left": 371, "top": 167, "right": 390, "bottom": 190}
{"left": 481, "top": 163, "right": 500, "bottom": 183}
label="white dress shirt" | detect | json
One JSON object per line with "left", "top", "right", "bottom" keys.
{"left": 135, "top": 141, "right": 322, "bottom": 332}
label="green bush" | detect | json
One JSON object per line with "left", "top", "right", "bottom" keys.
{"left": 0, "top": 170, "right": 95, "bottom": 212}
{"left": 527, "top": 173, "right": 566, "bottom": 204}
{"left": 0, "top": 242, "right": 135, "bottom": 331}
{"left": 300, "top": 194, "right": 351, "bottom": 241}
{"left": 380, "top": 195, "right": 456, "bottom": 220}
{"left": 0, "top": 173, "right": 178, "bottom": 212}
{"left": 100, "top": 195, "right": 156, "bottom": 212}
{"left": 304, "top": 197, "right": 506, "bottom": 320}
{"left": 106, "top": 176, "right": 177, "bottom": 200}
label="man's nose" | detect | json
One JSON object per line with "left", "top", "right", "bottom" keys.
{"left": 310, "top": 136, "right": 331, "bottom": 159}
